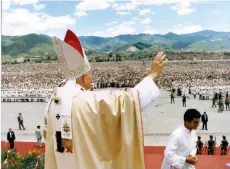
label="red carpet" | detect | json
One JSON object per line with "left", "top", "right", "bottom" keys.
{"left": 2, "top": 141, "right": 230, "bottom": 169}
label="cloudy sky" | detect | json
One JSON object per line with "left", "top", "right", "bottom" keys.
{"left": 2, "top": 0, "right": 230, "bottom": 38}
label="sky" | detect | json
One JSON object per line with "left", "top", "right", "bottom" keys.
{"left": 1, "top": 0, "right": 230, "bottom": 39}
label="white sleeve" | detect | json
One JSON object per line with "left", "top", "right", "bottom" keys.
{"left": 190, "top": 131, "right": 197, "bottom": 156}
{"left": 43, "top": 98, "right": 52, "bottom": 131}
{"left": 165, "top": 134, "right": 186, "bottom": 169}
{"left": 135, "top": 76, "right": 160, "bottom": 111}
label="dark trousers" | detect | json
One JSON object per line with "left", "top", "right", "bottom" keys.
{"left": 197, "top": 148, "right": 202, "bottom": 155}
{"left": 208, "top": 149, "right": 214, "bottom": 155}
{"left": 212, "top": 100, "right": 216, "bottom": 107}
{"left": 202, "top": 122, "right": 208, "bottom": 130}
{"left": 171, "top": 98, "right": 175, "bottom": 103}
{"left": 19, "top": 122, "right": 25, "bottom": 130}
{"left": 56, "top": 131, "right": 64, "bottom": 153}
{"left": 9, "top": 140, "right": 14, "bottom": 149}
{"left": 183, "top": 101, "right": 186, "bottom": 107}
{"left": 221, "top": 147, "right": 227, "bottom": 155}
{"left": 226, "top": 104, "right": 230, "bottom": 111}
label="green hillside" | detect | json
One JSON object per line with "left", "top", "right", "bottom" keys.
{"left": 2, "top": 30, "right": 230, "bottom": 62}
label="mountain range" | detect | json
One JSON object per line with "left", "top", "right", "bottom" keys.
{"left": 2, "top": 30, "right": 230, "bottom": 61}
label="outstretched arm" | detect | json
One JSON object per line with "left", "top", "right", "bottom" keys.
{"left": 135, "top": 51, "right": 167, "bottom": 111}
{"left": 135, "top": 76, "right": 160, "bottom": 111}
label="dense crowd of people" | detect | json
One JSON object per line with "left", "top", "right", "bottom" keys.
{"left": 1, "top": 61, "right": 230, "bottom": 96}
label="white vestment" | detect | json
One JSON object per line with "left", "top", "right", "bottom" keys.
{"left": 161, "top": 125, "right": 197, "bottom": 169}
{"left": 45, "top": 76, "right": 160, "bottom": 169}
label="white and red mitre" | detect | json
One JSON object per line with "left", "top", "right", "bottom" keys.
{"left": 52, "top": 29, "right": 91, "bottom": 79}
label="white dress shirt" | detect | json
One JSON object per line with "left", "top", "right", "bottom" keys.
{"left": 161, "top": 125, "right": 197, "bottom": 169}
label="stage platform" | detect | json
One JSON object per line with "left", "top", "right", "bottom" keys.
{"left": 1, "top": 141, "right": 230, "bottom": 169}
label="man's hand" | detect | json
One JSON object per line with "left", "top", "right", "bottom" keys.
{"left": 186, "top": 155, "right": 198, "bottom": 165}
{"left": 149, "top": 51, "right": 167, "bottom": 80}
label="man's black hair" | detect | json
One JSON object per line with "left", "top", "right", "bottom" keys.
{"left": 198, "top": 136, "right": 201, "bottom": 139}
{"left": 184, "top": 109, "right": 201, "bottom": 122}
{"left": 223, "top": 135, "right": 226, "bottom": 139}
{"left": 37, "top": 125, "right": 40, "bottom": 129}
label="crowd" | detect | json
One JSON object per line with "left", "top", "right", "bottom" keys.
{"left": 1, "top": 61, "right": 230, "bottom": 96}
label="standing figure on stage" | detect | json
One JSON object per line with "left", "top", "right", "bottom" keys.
{"left": 225, "top": 96, "right": 230, "bottom": 111}
{"left": 196, "top": 136, "right": 203, "bottom": 155}
{"left": 170, "top": 91, "right": 175, "bottom": 104}
{"left": 220, "top": 136, "right": 229, "bottom": 155}
{"left": 218, "top": 99, "right": 224, "bottom": 113}
{"left": 201, "top": 112, "right": 208, "bottom": 130}
{"left": 212, "top": 94, "right": 216, "bottom": 108}
{"left": 207, "top": 135, "right": 215, "bottom": 155}
{"left": 7, "top": 128, "right": 16, "bottom": 149}
{"left": 17, "top": 113, "right": 26, "bottom": 130}
{"left": 182, "top": 94, "right": 186, "bottom": 107}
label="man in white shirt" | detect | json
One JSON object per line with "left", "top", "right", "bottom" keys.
{"left": 161, "top": 109, "right": 201, "bottom": 169}
{"left": 17, "top": 113, "right": 25, "bottom": 130}
{"left": 35, "top": 125, "right": 42, "bottom": 148}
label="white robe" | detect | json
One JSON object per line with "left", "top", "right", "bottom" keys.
{"left": 45, "top": 76, "right": 160, "bottom": 169}
{"left": 161, "top": 125, "right": 197, "bottom": 169}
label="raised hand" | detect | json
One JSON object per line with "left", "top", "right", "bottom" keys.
{"left": 149, "top": 51, "right": 167, "bottom": 80}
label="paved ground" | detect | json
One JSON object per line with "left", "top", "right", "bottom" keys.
{"left": 1, "top": 89, "right": 230, "bottom": 145}
{"left": 143, "top": 89, "right": 230, "bottom": 145}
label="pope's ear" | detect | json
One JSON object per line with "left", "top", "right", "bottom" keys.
{"left": 82, "top": 74, "right": 87, "bottom": 83}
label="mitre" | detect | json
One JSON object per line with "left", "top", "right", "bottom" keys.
{"left": 52, "top": 29, "right": 91, "bottom": 79}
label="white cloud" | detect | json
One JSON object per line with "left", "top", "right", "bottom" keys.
{"left": 171, "top": 24, "right": 203, "bottom": 34}
{"left": 33, "top": 4, "right": 45, "bottom": 10}
{"left": 122, "top": 21, "right": 135, "bottom": 25}
{"left": 74, "top": 11, "right": 88, "bottom": 17}
{"left": 2, "top": 0, "right": 40, "bottom": 11}
{"left": 13, "top": 0, "right": 39, "bottom": 5}
{"left": 76, "top": 0, "right": 112, "bottom": 11}
{"left": 214, "top": 10, "right": 221, "bottom": 15}
{"left": 107, "top": 25, "right": 136, "bottom": 36}
{"left": 132, "top": 17, "right": 139, "bottom": 21}
{"left": 88, "top": 21, "right": 137, "bottom": 37}
{"left": 170, "top": 0, "right": 196, "bottom": 15}
{"left": 2, "top": 0, "right": 11, "bottom": 11}
{"left": 106, "top": 21, "right": 117, "bottom": 26}
{"left": 112, "top": 2, "right": 137, "bottom": 11}
{"left": 143, "top": 29, "right": 158, "bottom": 34}
{"left": 140, "top": 18, "right": 152, "bottom": 24}
{"left": 139, "top": 9, "right": 151, "bottom": 16}
{"left": 2, "top": 8, "right": 76, "bottom": 36}
{"left": 127, "top": 0, "right": 198, "bottom": 15}
{"left": 116, "top": 11, "right": 131, "bottom": 15}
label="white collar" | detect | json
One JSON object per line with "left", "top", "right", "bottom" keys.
{"left": 75, "top": 83, "right": 85, "bottom": 91}
{"left": 182, "top": 125, "right": 191, "bottom": 133}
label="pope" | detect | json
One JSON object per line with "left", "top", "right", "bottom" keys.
{"left": 44, "top": 29, "right": 167, "bottom": 169}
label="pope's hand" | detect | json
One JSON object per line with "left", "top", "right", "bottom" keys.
{"left": 149, "top": 51, "right": 167, "bottom": 80}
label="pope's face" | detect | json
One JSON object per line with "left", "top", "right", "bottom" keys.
{"left": 83, "top": 71, "right": 92, "bottom": 90}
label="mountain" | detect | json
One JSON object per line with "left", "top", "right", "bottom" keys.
{"left": 2, "top": 34, "right": 56, "bottom": 59}
{"left": 2, "top": 30, "right": 230, "bottom": 61}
